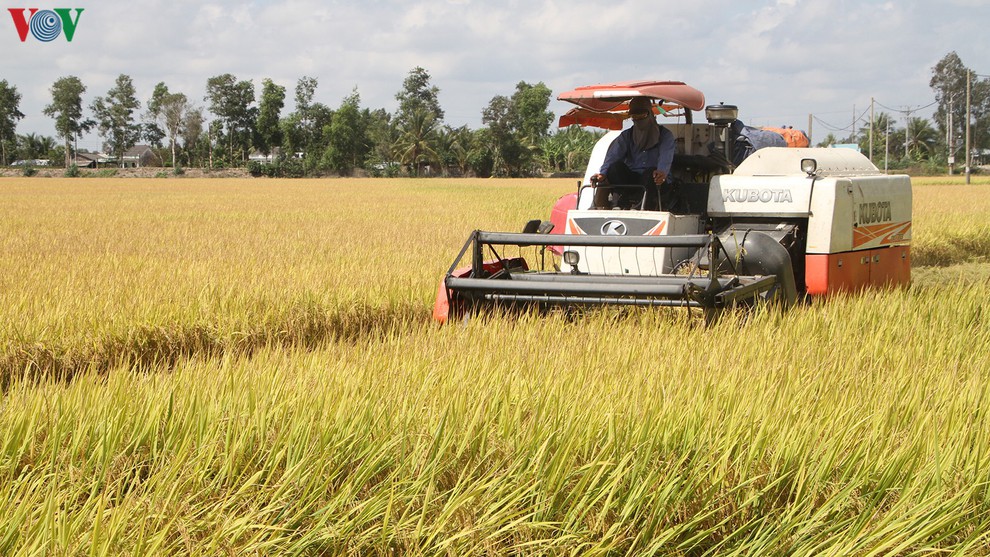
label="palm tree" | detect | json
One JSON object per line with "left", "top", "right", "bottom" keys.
{"left": 17, "top": 133, "right": 56, "bottom": 160}
{"left": 396, "top": 108, "right": 440, "bottom": 176}
{"left": 540, "top": 126, "right": 602, "bottom": 173}
{"left": 905, "top": 117, "right": 938, "bottom": 159}
{"left": 433, "top": 126, "right": 456, "bottom": 176}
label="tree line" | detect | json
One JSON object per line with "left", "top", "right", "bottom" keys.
{"left": 1, "top": 53, "right": 986, "bottom": 176}
{"left": 0, "top": 67, "right": 602, "bottom": 177}
{"left": 814, "top": 52, "right": 989, "bottom": 172}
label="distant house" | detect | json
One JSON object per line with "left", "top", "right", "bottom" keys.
{"left": 248, "top": 147, "right": 283, "bottom": 164}
{"left": 121, "top": 145, "right": 161, "bottom": 168}
{"left": 74, "top": 152, "right": 114, "bottom": 168}
{"left": 248, "top": 152, "right": 275, "bottom": 164}
{"left": 11, "top": 159, "right": 50, "bottom": 167}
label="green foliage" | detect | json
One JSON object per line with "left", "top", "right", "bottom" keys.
{"left": 91, "top": 74, "right": 142, "bottom": 162}
{"left": 396, "top": 108, "right": 440, "bottom": 176}
{"left": 246, "top": 160, "right": 264, "bottom": 176}
{"left": 366, "top": 161, "right": 401, "bottom": 177}
{"left": 857, "top": 112, "right": 894, "bottom": 159}
{"left": 49, "top": 146, "right": 65, "bottom": 167}
{"left": 541, "top": 125, "right": 603, "bottom": 173}
{"left": 63, "top": 164, "right": 80, "bottom": 177}
{"left": 467, "top": 128, "right": 495, "bottom": 177}
{"left": 281, "top": 76, "right": 332, "bottom": 163}
{"left": 21, "top": 164, "right": 36, "bottom": 177}
{"left": 436, "top": 125, "right": 476, "bottom": 176}
{"left": 302, "top": 152, "right": 321, "bottom": 176}
{"left": 143, "top": 121, "right": 165, "bottom": 148}
{"left": 323, "top": 89, "right": 367, "bottom": 175}
{"left": 43, "top": 75, "right": 94, "bottom": 167}
{"left": 181, "top": 107, "right": 205, "bottom": 168}
{"left": 247, "top": 157, "right": 305, "bottom": 178}
{"left": 254, "top": 78, "right": 285, "bottom": 156}
{"left": 481, "top": 95, "right": 524, "bottom": 176}
{"left": 0, "top": 79, "right": 24, "bottom": 166}
{"left": 816, "top": 132, "right": 838, "bottom": 148}
{"left": 509, "top": 81, "right": 554, "bottom": 143}
{"left": 281, "top": 158, "right": 305, "bottom": 178}
{"left": 395, "top": 66, "right": 444, "bottom": 127}
{"left": 930, "top": 52, "right": 990, "bottom": 165}
{"left": 205, "top": 73, "right": 256, "bottom": 164}
{"left": 147, "top": 82, "right": 192, "bottom": 169}
{"left": 16, "top": 132, "right": 56, "bottom": 161}
{"left": 16, "top": 71, "right": 562, "bottom": 177}
{"left": 363, "top": 109, "right": 399, "bottom": 174}
{"left": 294, "top": 76, "right": 317, "bottom": 114}
{"left": 480, "top": 82, "right": 554, "bottom": 176}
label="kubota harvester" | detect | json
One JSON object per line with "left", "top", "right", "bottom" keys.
{"left": 433, "top": 81, "right": 911, "bottom": 323}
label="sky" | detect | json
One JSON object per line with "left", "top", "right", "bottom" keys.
{"left": 2, "top": 0, "right": 988, "bottom": 152}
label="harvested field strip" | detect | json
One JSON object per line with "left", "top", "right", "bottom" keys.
{"left": 0, "top": 299, "right": 424, "bottom": 386}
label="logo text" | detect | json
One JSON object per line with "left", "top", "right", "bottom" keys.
{"left": 722, "top": 188, "right": 793, "bottom": 203}
{"left": 859, "top": 201, "right": 892, "bottom": 225}
{"left": 8, "top": 8, "right": 84, "bottom": 42}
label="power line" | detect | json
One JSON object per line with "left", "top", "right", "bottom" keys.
{"left": 809, "top": 96, "right": 938, "bottom": 135}
{"left": 812, "top": 105, "right": 872, "bottom": 133}
{"left": 873, "top": 99, "right": 937, "bottom": 114}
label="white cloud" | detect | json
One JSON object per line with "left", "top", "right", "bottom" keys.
{"left": 2, "top": 0, "right": 985, "bottom": 149}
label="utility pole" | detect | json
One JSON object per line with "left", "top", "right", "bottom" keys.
{"left": 966, "top": 69, "right": 972, "bottom": 184}
{"left": 869, "top": 97, "right": 874, "bottom": 162}
{"left": 948, "top": 96, "right": 954, "bottom": 175}
{"left": 852, "top": 104, "right": 856, "bottom": 144}
{"left": 808, "top": 113, "right": 813, "bottom": 145}
{"left": 904, "top": 106, "right": 911, "bottom": 159}
{"left": 884, "top": 118, "right": 890, "bottom": 174}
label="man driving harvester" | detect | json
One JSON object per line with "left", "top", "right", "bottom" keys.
{"left": 590, "top": 96, "right": 675, "bottom": 210}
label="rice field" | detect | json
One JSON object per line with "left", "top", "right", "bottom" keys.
{"left": 1, "top": 175, "right": 990, "bottom": 555}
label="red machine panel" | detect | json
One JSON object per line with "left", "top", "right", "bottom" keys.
{"left": 805, "top": 246, "right": 910, "bottom": 296}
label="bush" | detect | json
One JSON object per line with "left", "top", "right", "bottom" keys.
{"left": 367, "top": 161, "right": 401, "bottom": 178}
{"left": 22, "top": 165, "right": 37, "bottom": 177}
{"left": 95, "top": 168, "right": 118, "bottom": 178}
{"left": 281, "top": 158, "right": 306, "bottom": 178}
{"left": 173, "top": 165, "right": 185, "bottom": 176}
{"left": 64, "top": 164, "right": 81, "bottom": 178}
{"left": 247, "top": 161, "right": 264, "bottom": 177}
{"left": 247, "top": 159, "right": 307, "bottom": 178}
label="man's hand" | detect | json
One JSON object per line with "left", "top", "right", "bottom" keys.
{"left": 590, "top": 173, "right": 607, "bottom": 185}
{"left": 652, "top": 170, "right": 668, "bottom": 185}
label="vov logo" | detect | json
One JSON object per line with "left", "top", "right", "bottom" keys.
{"left": 8, "top": 8, "right": 84, "bottom": 42}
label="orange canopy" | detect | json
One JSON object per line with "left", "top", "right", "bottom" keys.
{"left": 556, "top": 80, "right": 706, "bottom": 129}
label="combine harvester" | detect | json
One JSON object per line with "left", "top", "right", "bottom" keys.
{"left": 433, "top": 81, "right": 912, "bottom": 323}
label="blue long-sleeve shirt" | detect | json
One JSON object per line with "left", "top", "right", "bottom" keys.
{"left": 599, "top": 125, "right": 675, "bottom": 175}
